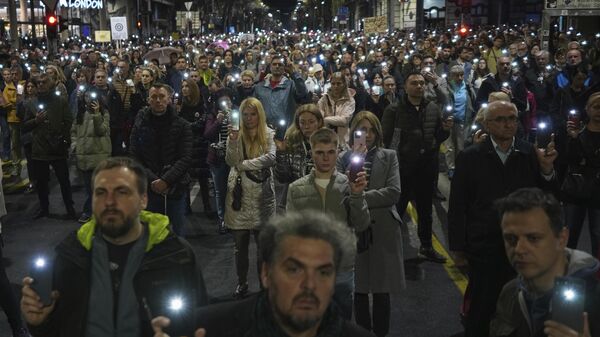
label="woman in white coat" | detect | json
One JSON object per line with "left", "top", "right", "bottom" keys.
{"left": 225, "top": 97, "right": 276, "bottom": 298}
{"left": 318, "top": 72, "right": 356, "bottom": 148}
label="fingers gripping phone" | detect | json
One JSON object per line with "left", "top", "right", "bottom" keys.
{"left": 536, "top": 122, "right": 552, "bottom": 149}
{"left": 349, "top": 154, "right": 364, "bottom": 183}
{"left": 29, "top": 257, "right": 54, "bottom": 306}
{"left": 551, "top": 277, "right": 586, "bottom": 334}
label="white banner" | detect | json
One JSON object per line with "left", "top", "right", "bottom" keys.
{"left": 110, "top": 16, "right": 128, "bottom": 40}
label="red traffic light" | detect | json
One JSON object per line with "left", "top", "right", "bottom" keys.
{"left": 46, "top": 15, "right": 58, "bottom": 26}
{"left": 137, "top": 20, "right": 142, "bottom": 29}
{"left": 459, "top": 26, "right": 468, "bottom": 36}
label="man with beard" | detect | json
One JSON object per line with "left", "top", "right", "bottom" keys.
{"left": 20, "top": 157, "right": 206, "bottom": 337}
{"left": 152, "top": 211, "right": 374, "bottom": 337}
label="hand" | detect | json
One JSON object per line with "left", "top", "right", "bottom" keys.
{"left": 535, "top": 134, "right": 558, "bottom": 175}
{"left": 90, "top": 101, "right": 100, "bottom": 113}
{"left": 274, "top": 139, "right": 287, "bottom": 152}
{"left": 151, "top": 316, "right": 207, "bottom": 337}
{"left": 35, "top": 111, "right": 47, "bottom": 124}
{"left": 348, "top": 170, "right": 368, "bottom": 194}
{"left": 216, "top": 112, "right": 225, "bottom": 123}
{"left": 151, "top": 179, "right": 169, "bottom": 194}
{"left": 284, "top": 62, "right": 295, "bottom": 76}
{"left": 544, "top": 312, "right": 590, "bottom": 337}
{"left": 442, "top": 116, "right": 454, "bottom": 131}
{"left": 21, "top": 277, "right": 59, "bottom": 326}
{"left": 473, "top": 129, "right": 488, "bottom": 144}
{"left": 500, "top": 87, "right": 513, "bottom": 98}
{"left": 228, "top": 124, "right": 239, "bottom": 141}
{"left": 423, "top": 71, "right": 438, "bottom": 83}
{"left": 352, "top": 143, "right": 367, "bottom": 154}
{"left": 451, "top": 251, "right": 469, "bottom": 268}
{"left": 566, "top": 121, "right": 580, "bottom": 139}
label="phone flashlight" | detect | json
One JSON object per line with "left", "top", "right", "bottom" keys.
{"left": 471, "top": 124, "right": 478, "bottom": 130}
{"left": 482, "top": 103, "right": 489, "bottom": 108}
{"left": 79, "top": 85, "right": 85, "bottom": 91}
{"left": 502, "top": 49, "right": 508, "bottom": 54}
{"left": 175, "top": 93, "right": 179, "bottom": 98}
{"left": 441, "top": 73, "right": 447, "bottom": 78}
{"left": 184, "top": 73, "right": 189, "bottom": 79}
{"left": 424, "top": 67, "right": 431, "bottom": 73}
{"left": 55, "top": 90, "right": 61, "bottom": 96}
{"left": 563, "top": 288, "right": 576, "bottom": 301}
{"left": 502, "top": 82, "right": 509, "bottom": 88}
{"left": 35, "top": 257, "right": 47, "bottom": 268}
{"left": 278, "top": 119, "right": 286, "bottom": 127}
{"left": 511, "top": 62, "right": 518, "bottom": 67}
{"left": 90, "top": 92, "right": 97, "bottom": 99}
{"left": 473, "top": 58, "right": 479, "bottom": 63}
{"left": 168, "top": 296, "right": 184, "bottom": 312}
{"left": 38, "top": 104, "right": 45, "bottom": 110}
{"left": 546, "top": 65, "right": 553, "bottom": 71}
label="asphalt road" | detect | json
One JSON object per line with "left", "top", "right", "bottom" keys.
{"left": 0, "top": 169, "right": 465, "bottom": 337}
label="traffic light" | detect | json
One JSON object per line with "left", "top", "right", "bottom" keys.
{"left": 45, "top": 12, "right": 58, "bottom": 39}
{"left": 459, "top": 25, "right": 469, "bottom": 38}
{"left": 136, "top": 16, "right": 142, "bottom": 36}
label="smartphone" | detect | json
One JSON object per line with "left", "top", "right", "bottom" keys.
{"left": 443, "top": 105, "right": 454, "bottom": 120}
{"left": 568, "top": 109, "right": 580, "bottom": 126}
{"left": 38, "top": 104, "right": 45, "bottom": 112}
{"left": 29, "top": 257, "right": 53, "bottom": 306}
{"left": 536, "top": 122, "right": 551, "bottom": 149}
{"left": 362, "top": 80, "right": 370, "bottom": 90}
{"left": 354, "top": 130, "right": 366, "bottom": 149}
{"left": 372, "top": 85, "right": 382, "bottom": 96}
{"left": 230, "top": 109, "right": 240, "bottom": 131}
{"left": 17, "top": 84, "right": 24, "bottom": 95}
{"left": 349, "top": 155, "right": 364, "bottom": 182}
{"left": 551, "top": 277, "right": 585, "bottom": 334}
{"left": 143, "top": 296, "right": 190, "bottom": 337}
{"left": 275, "top": 119, "right": 287, "bottom": 141}
{"left": 126, "top": 79, "right": 135, "bottom": 87}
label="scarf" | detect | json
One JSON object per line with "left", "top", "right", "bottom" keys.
{"left": 245, "top": 292, "right": 344, "bottom": 337}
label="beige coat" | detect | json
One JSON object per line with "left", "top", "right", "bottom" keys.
{"left": 224, "top": 129, "right": 276, "bottom": 230}
{"left": 318, "top": 91, "right": 355, "bottom": 146}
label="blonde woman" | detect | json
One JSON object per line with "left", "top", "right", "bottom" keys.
{"left": 318, "top": 72, "right": 356, "bottom": 148}
{"left": 225, "top": 97, "right": 276, "bottom": 298}
{"left": 44, "top": 65, "right": 68, "bottom": 100}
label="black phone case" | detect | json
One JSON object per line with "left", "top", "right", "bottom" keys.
{"left": 536, "top": 129, "right": 551, "bottom": 149}
{"left": 349, "top": 160, "right": 363, "bottom": 182}
{"left": 30, "top": 263, "right": 53, "bottom": 306}
{"left": 275, "top": 125, "right": 287, "bottom": 141}
{"left": 551, "top": 276, "right": 585, "bottom": 333}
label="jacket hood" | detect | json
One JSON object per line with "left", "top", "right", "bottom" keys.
{"left": 565, "top": 248, "right": 600, "bottom": 278}
{"left": 77, "top": 210, "right": 171, "bottom": 252}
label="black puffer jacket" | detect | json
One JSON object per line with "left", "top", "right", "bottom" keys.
{"left": 179, "top": 100, "right": 210, "bottom": 177}
{"left": 129, "top": 105, "right": 193, "bottom": 197}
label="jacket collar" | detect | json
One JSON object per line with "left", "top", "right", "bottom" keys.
{"left": 77, "top": 210, "right": 170, "bottom": 252}
{"left": 482, "top": 136, "right": 532, "bottom": 155}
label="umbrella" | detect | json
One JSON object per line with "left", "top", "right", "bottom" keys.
{"left": 143, "top": 47, "right": 182, "bottom": 65}
{"left": 209, "top": 40, "right": 229, "bottom": 50}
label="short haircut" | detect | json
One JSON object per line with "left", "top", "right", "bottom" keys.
{"left": 309, "top": 127, "right": 338, "bottom": 148}
{"left": 259, "top": 211, "right": 356, "bottom": 272}
{"left": 495, "top": 187, "right": 564, "bottom": 236}
{"left": 91, "top": 156, "right": 148, "bottom": 195}
{"left": 382, "top": 75, "right": 395, "bottom": 83}
{"left": 404, "top": 71, "right": 425, "bottom": 83}
{"left": 150, "top": 83, "right": 173, "bottom": 95}
{"left": 450, "top": 65, "right": 464, "bottom": 75}
{"left": 484, "top": 100, "right": 517, "bottom": 120}
{"left": 240, "top": 69, "right": 255, "bottom": 80}
{"left": 457, "top": 46, "right": 474, "bottom": 54}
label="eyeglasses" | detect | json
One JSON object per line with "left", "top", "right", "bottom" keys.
{"left": 489, "top": 115, "right": 518, "bottom": 124}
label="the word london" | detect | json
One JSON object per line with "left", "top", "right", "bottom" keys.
{"left": 59, "top": 0, "right": 103, "bottom": 9}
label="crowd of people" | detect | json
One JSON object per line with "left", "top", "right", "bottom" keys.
{"left": 0, "top": 22, "right": 599, "bottom": 337}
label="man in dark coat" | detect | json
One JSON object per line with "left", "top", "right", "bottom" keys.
{"left": 152, "top": 211, "right": 375, "bottom": 337}
{"left": 129, "top": 83, "right": 192, "bottom": 237}
{"left": 448, "top": 100, "right": 558, "bottom": 337}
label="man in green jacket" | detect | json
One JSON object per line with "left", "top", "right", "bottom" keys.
{"left": 20, "top": 157, "right": 206, "bottom": 337}
{"left": 287, "top": 128, "right": 370, "bottom": 320}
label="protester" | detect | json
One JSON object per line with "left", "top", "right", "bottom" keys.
{"left": 21, "top": 157, "right": 207, "bottom": 337}
{"left": 337, "top": 111, "right": 404, "bottom": 337}
{"left": 224, "top": 97, "right": 276, "bottom": 298}
{"left": 318, "top": 72, "right": 356, "bottom": 148}
{"left": 129, "top": 83, "right": 192, "bottom": 236}
{"left": 490, "top": 187, "right": 600, "bottom": 337}
{"left": 287, "top": 127, "right": 370, "bottom": 319}
{"left": 448, "top": 100, "right": 558, "bottom": 337}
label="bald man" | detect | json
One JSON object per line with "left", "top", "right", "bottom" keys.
{"left": 448, "top": 101, "right": 558, "bottom": 337}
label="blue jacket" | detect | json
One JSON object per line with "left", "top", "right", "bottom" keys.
{"left": 253, "top": 73, "right": 308, "bottom": 126}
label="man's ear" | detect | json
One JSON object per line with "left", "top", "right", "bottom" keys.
{"left": 260, "top": 262, "right": 270, "bottom": 289}
{"left": 558, "top": 226, "right": 569, "bottom": 249}
{"left": 140, "top": 193, "right": 148, "bottom": 210}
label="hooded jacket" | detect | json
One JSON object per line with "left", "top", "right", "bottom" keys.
{"left": 27, "top": 210, "right": 207, "bottom": 337}
{"left": 490, "top": 249, "right": 600, "bottom": 337}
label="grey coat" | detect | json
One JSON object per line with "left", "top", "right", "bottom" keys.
{"left": 337, "top": 148, "right": 406, "bottom": 293}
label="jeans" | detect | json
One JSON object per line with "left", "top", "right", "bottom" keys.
{"left": 564, "top": 203, "right": 600, "bottom": 257}
{"left": 209, "top": 162, "right": 230, "bottom": 222}
{"left": 0, "top": 115, "right": 10, "bottom": 160}
{"left": 443, "top": 122, "right": 465, "bottom": 171}
{"left": 80, "top": 169, "right": 93, "bottom": 216}
{"left": 231, "top": 229, "right": 260, "bottom": 285}
{"left": 32, "top": 159, "right": 74, "bottom": 212}
{"left": 147, "top": 191, "right": 187, "bottom": 236}
{"left": 334, "top": 270, "right": 355, "bottom": 320}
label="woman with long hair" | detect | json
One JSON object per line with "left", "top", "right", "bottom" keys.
{"left": 337, "top": 111, "right": 405, "bottom": 336}
{"left": 472, "top": 59, "right": 493, "bottom": 91}
{"left": 318, "top": 72, "right": 356, "bottom": 147}
{"left": 16, "top": 79, "right": 38, "bottom": 193}
{"left": 225, "top": 97, "right": 276, "bottom": 298}
{"left": 44, "top": 65, "right": 68, "bottom": 100}
{"left": 178, "top": 78, "right": 212, "bottom": 215}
